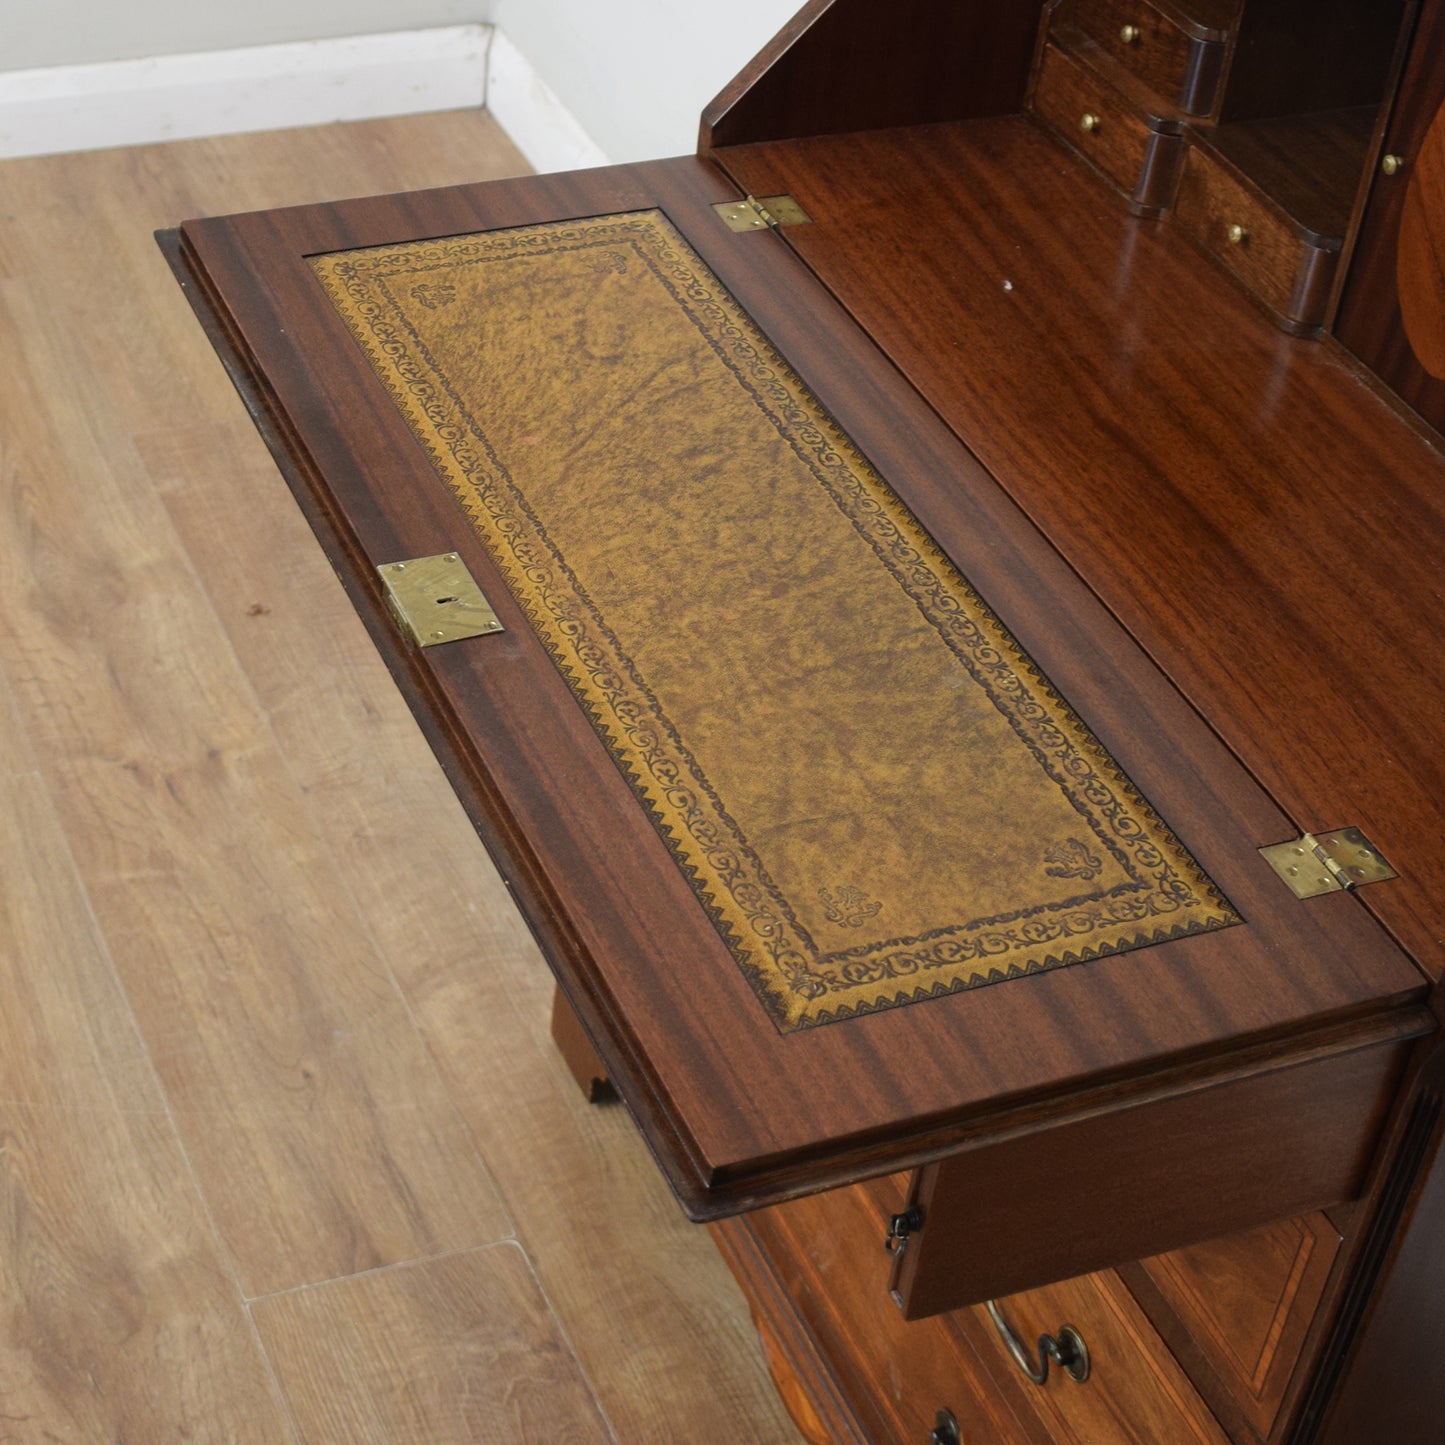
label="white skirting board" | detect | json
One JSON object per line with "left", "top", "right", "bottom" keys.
{"left": 0, "top": 24, "right": 610, "bottom": 169}
{"left": 483, "top": 28, "right": 609, "bottom": 174}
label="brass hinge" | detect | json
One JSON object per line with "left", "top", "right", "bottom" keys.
{"left": 1260, "top": 827, "right": 1397, "bottom": 899}
{"left": 712, "top": 193, "right": 811, "bottom": 232}
{"left": 377, "top": 552, "right": 503, "bottom": 647}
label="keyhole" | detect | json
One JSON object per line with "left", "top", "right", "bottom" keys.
{"left": 435, "top": 595, "right": 459, "bottom": 605}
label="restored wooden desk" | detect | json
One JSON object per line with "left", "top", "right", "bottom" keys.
{"left": 166, "top": 1, "right": 1445, "bottom": 1439}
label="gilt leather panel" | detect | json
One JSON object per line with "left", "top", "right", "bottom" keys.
{"left": 310, "top": 210, "right": 1238, "bottom": 1031}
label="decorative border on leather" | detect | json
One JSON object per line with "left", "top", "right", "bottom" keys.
{"left": 310, "top": 210, "right": 1240, "bottom": 1031}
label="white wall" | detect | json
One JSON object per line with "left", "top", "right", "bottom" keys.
{"left": 0, "top": 0, "right": 803, "bottom": 169}
{"left": 490, "top": 0, "right": 801, "bottom": 163}
{"left": 0, "top": 0, "right": 493, "bottom": 70}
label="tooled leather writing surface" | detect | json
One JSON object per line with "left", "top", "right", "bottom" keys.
{"left": 311, "top": 210, "right": 1237, "bottom": 1033}
{"left": 174, "top": 156, "right": 1428, "bottom": 1203}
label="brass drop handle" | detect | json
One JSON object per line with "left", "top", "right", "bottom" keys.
{"left": 986, "top": 1300, "right": 1091, "bottom": 1386}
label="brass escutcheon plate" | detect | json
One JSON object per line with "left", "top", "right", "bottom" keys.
{"left": 378, "top": 552, "right": 503, "bottom": 647}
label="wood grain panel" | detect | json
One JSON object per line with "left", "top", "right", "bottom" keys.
{"left": 0, "top": 659, "right": 35, "bottom": 778}
{"left": 252, "top": 1243, "right": 612, "bottom": 1443}
{"left": 700, "top": 0, "right": 1039, "bottom": 151}
{"left": 715, "top": 118, "right": 1445, "bottom": 986}
{"left": 0, "top": 764, "right": 290, "bottom": 1440}
{"left": 1335, "top": 0, "right": 1445, "bottom": 429}
{"left": 1139, "top": 1214, "right": 1341, "bottom": 1436}
{"left": 893, "top": 1034, "right": 1405, "bottom": 1315}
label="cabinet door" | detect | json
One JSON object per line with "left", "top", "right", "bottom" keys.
{"left": 1335, "top": 0, "right": 1445, "bottom": 432}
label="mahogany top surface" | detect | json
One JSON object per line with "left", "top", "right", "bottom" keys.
{"left": 717, "top": 117, "right": 1445, "bottom": 988}
{"left": 176, "top": 154, "right": 1426, "bottom": 1216}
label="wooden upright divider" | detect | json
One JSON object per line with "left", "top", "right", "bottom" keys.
{"left": 165, "top": 1, "right": 1445, "bottom": 1439}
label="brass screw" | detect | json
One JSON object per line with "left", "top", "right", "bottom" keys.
{"left": 1080, "top": 113, "right": 1101, "bottom": 134}
{"left": 1381, "top": 153, "right": 1404, "bottom": 176}
{"left": 1227, "top": 223, "right": 1248, "bottom": 245}
{"left": 1120, "top": 24, "right": 1141, "bottom": 43}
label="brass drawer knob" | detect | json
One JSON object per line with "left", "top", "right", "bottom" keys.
{"left": 1120, "top": 23, "right": 1141, "bottom": 43}
{"left": 1382, "top": 153, "right": 1404, "bottom": 176}
{"left": 1080, "top": 112, "right": 1101, "bottom": 134}
{"left": 1226, "top": 223, "right": 1249, "bottom": 245}
{"left": 987, "top": 1300, "right": 1091, "bottom": 1386}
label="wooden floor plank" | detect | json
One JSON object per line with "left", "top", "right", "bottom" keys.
{"left": 253, "top": 1243, "right": 614, "bottom": 1445}
{"left": 0, "top": 662, "right": 36, "bottom": 779}
{"left": 147, "top": 397, "right": 803, "bottom": 1443}
{"left": 0, "top": 110, "right": 796, "bottom": 1441}
{"left": 0, "top": 763, "right": 293, "bottom": 1442}
{"left": 0, "top": 258, "right": 509, "bottom": 1297}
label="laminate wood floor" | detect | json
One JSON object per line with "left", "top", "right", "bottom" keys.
{"left": 0, "top": 109, "right": 799, "bottom": 1444}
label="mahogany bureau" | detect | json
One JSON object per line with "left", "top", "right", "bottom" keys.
{"left": 165, "top": 1, "right": 1445, "bottom": 1439}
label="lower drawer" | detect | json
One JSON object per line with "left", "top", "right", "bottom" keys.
{"left": 978, "top": 1273, "right": 1229, "bottom": 1445}
{"left": 1127, "top": 1213, "right": 1343, "bottom": 1439}
{"left": 716, "top": 1175, "right": 1228, "bottom": 1445}
{"left": 715, "top": 1176, "right": 1028, "bottom": 1444}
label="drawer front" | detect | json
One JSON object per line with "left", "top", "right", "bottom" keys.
{"left": 722, "top": 1175, "right": 1229, "bottom": 1445}
{"left": 1032, "top": 43, "right": 1184, "bottom": 213}
{"left": 1135, "top": 1213, "right": 1342, "bottom": 1437}
{"left": 1175, "top": 144, "right": 1341, "bottom": 330}
{"left": 976, "top": 1273, "right": 1229, "bottom": 1444}
{"left": 1057, "top": 0, "right": 1228, "bottom": 114}
{"left": 718, "top": 1175, "right": 1045, "bottom": 1445}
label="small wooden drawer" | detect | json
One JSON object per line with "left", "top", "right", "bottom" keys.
{"left": 976, "top": 1273, "right": 1229, "bottom": 1444}
{"left": 1032, "top": 42, "right": 1185, "bottom": 215}
{"left": 1054, "top": 0, "right": 1230, "bottom": 115}
{"left": 1174, "top": 142, "right": 1343, "bottom": 332}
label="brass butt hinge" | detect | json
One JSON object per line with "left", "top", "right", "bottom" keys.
{"left": 1260, "top": 827, "right": 1397, "bottom": 899}
{"left": 377, "top": 552, "right": 503, "bottom": 647}
{"left": 712, "top": 193, "right": 811, "bottom": 232}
